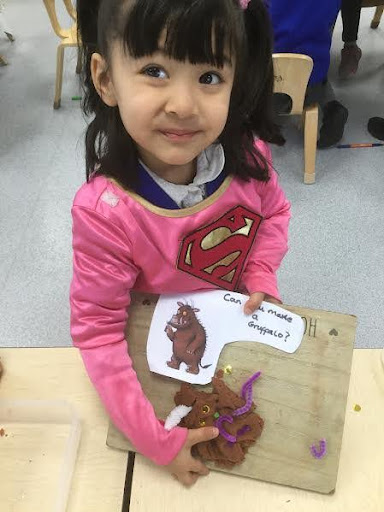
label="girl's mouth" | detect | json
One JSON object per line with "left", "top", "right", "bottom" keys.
{"left": 160, "top": 131, "right": 200, "bottom": 141}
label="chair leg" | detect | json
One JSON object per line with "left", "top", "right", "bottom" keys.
{"left": 0, "top": 13, "right": 14, "bottom": 41}
{"left": 76, "top": 48, "right": 82, "bottom": 74}
{"left": 54, "top": 44, "right": 65, "bottom": 109}
{"left": 371, "top": 6, "right": 384, "bottom": 29}
{"left": 303, "top": 104, "right": 318, "bottom": 184}
{"left": 297, "top": 112, "right": 305, "bottom": 131}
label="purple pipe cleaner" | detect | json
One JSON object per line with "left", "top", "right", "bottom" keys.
{"left": 237, "top": 425, "right": 251, "bottom": 437}
{"left": 233, "top": 371, "right": 262, "bottom": 416}
{"left": 227, "top": 425, "right": 252, "bottom": 446}
{"left": 241, "top": 371, "right": 261, "bottom": 400}
{"left": 214, "top": 415, "right": 237, "bottom": 443}
{"left": 214, "top": 371, "right": 262, "bottom": 443}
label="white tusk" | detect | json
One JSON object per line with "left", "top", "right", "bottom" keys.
{"left": 164, "top": 405, "right": 193, "bottom": 431}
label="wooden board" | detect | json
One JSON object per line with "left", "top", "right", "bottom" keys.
{"left": 107, "top": 293, "right": 357, "bottom": 494}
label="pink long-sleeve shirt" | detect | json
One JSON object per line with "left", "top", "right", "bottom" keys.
{"left": 70, "top": 141, "right": 290, "bottom": 465}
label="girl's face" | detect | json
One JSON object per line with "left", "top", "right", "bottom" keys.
{"left": 92, "top": 38, "right": 235, "bottom": 182}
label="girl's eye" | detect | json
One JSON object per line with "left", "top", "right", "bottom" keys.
{"left": 200, "top": 72, "right": 222, "bottom": 85}
{"left": 143, "top": 66, "right": 167, "bottom": 79}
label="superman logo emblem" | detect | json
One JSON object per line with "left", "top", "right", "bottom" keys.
{"left": 177, "top": 206, "right": 262, "bottom": 290}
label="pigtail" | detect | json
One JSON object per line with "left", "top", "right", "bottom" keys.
{"left": 220, "top": 0, "right": 284, "bottom": 183}
{"left": 242, "top": 0, "right": 284, "bottom": 146}
{"left": 77, "top": 0, "right": 138, "bottom": 186}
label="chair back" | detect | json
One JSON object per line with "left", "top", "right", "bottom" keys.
{"left": 42, "top": 0, "right": 75, "bottom": 39}
{"left": 361, "top": 0, "right": 384, "bottom": 7}
{"left": 63, "top": 0, "right": 76, "bottom": 20}
{"left": 273, "top": 54, "right": 314, "bottom": 115}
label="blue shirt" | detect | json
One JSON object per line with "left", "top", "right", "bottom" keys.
{"left": 269, "top": 1, "right": 341, "bottom": 84}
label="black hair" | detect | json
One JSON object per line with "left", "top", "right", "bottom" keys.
{"left": 77, "top": 0, "right": 284, "bottom": 189}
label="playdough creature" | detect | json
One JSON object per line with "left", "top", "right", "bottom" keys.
{"left": 165, "top": 302, "right": 211, "bottom": 375}
{"left": 165, "top": 372, "right": 264, "bottom": 468}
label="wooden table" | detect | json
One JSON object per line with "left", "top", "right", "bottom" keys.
{"left": 1, "top": 348, "right": 383, "bottom": 511}
{"left": 0, "top": 348, "right": 129, "bottom": 512}
{"left": 128, "top": 349, "right": 384, "bottom": 512}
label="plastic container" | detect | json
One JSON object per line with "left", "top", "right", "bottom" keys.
{"left": 0, "top": 400, "right": 81, "bottom": 512}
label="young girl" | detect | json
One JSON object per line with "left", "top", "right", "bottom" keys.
{"left": 71, "top": 0, "right": 290, "bottom": 486}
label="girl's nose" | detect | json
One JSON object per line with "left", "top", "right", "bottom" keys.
{"left": 164, "top": 81, "right": 197, "bottom": 119}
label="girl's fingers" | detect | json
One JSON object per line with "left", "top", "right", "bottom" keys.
{"left": 190, "top": 459, "right": 210, "bottom": 476}
{"left": 265, "top": 294, "right": 281, "bottom": 305}
{"left": 187, "top": 426, "right": 219, "bottom": 447}
{"left": 179, "top": 471, "right": 199, "bottom": 487}
{"left": 243, "top": 291, "right": 265, "bottom": 315}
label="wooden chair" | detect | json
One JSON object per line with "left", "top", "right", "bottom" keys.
{"left": 273, "top": 54, "right": 318, "bottom": 184}
{"left": 42, "top": 0, "right": 80, "bottom": 109}
{"left": 0, "top": 1, "right": 15, "bottom": 66}
{"left": 361, "top": 0, "right": 384, "bottom": 29}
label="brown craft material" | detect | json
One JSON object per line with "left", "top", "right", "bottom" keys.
{"left": 174, "top": 373, "right": 264, "bottom": 468}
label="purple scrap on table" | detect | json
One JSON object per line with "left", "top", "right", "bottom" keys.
{"left": 310, "top": 438, "right": 327, "bottom": 459}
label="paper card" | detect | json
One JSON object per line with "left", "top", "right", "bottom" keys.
{"left": 146, "top": 290, "right": 305, "bottom": 385}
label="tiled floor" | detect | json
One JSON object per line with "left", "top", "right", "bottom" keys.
{"left": 0, "top": 1, "right": 383, "bottom": 348}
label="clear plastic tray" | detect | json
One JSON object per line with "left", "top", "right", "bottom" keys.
{"left": 0, "top": 400, "right": 81, "bottom": 512}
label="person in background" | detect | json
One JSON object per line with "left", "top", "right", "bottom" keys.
{"left": 338, "top": 1, "right": 383, "bottom": 140}
{"left": 268, "top": 1, "right": 349, "bottom": 149}
{"left": 339, "top": 0, "right": 363, "bottom": 79}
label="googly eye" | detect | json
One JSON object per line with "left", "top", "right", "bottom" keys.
{"left": 202, "top": 405, "right": 210, "bottom": 414}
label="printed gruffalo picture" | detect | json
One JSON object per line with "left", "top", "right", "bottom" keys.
{"left": 164, "top": 301, "right": 212, "bottom": 375}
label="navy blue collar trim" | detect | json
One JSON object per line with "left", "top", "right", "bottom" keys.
{"left": 135, "top": 163, "right": 227, "bottom": 210}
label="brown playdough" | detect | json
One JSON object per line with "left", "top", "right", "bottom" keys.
{"left": 174, "top": 374, "right": 264, "bottom": 468}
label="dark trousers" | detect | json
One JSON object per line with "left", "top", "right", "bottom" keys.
{"left": 341, "top": 0, "right": 362, "bottom": 42}
{"left": 305, "top": 80, "right": 335, "bottom": 109}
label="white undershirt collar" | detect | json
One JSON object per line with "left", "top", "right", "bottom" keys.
{"left": 139, "top": 143, "right": 225, "bottom": 208}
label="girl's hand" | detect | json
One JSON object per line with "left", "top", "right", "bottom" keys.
{"left": 243, "top": 292, "right": 280, "bottom": 315}
{"left": 165, "top": 427, "right": 219, "bottom": 487}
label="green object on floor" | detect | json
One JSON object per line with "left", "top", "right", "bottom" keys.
{"left": 72, "top": 96, "right": 82, "bottom": 101}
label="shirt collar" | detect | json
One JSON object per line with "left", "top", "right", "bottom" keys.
{"left": 138, "top": 143, "right": 225, "bottom": 201}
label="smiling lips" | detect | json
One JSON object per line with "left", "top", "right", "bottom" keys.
{"left": 160, "top": 129, "right": 200, "bottom": 141}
